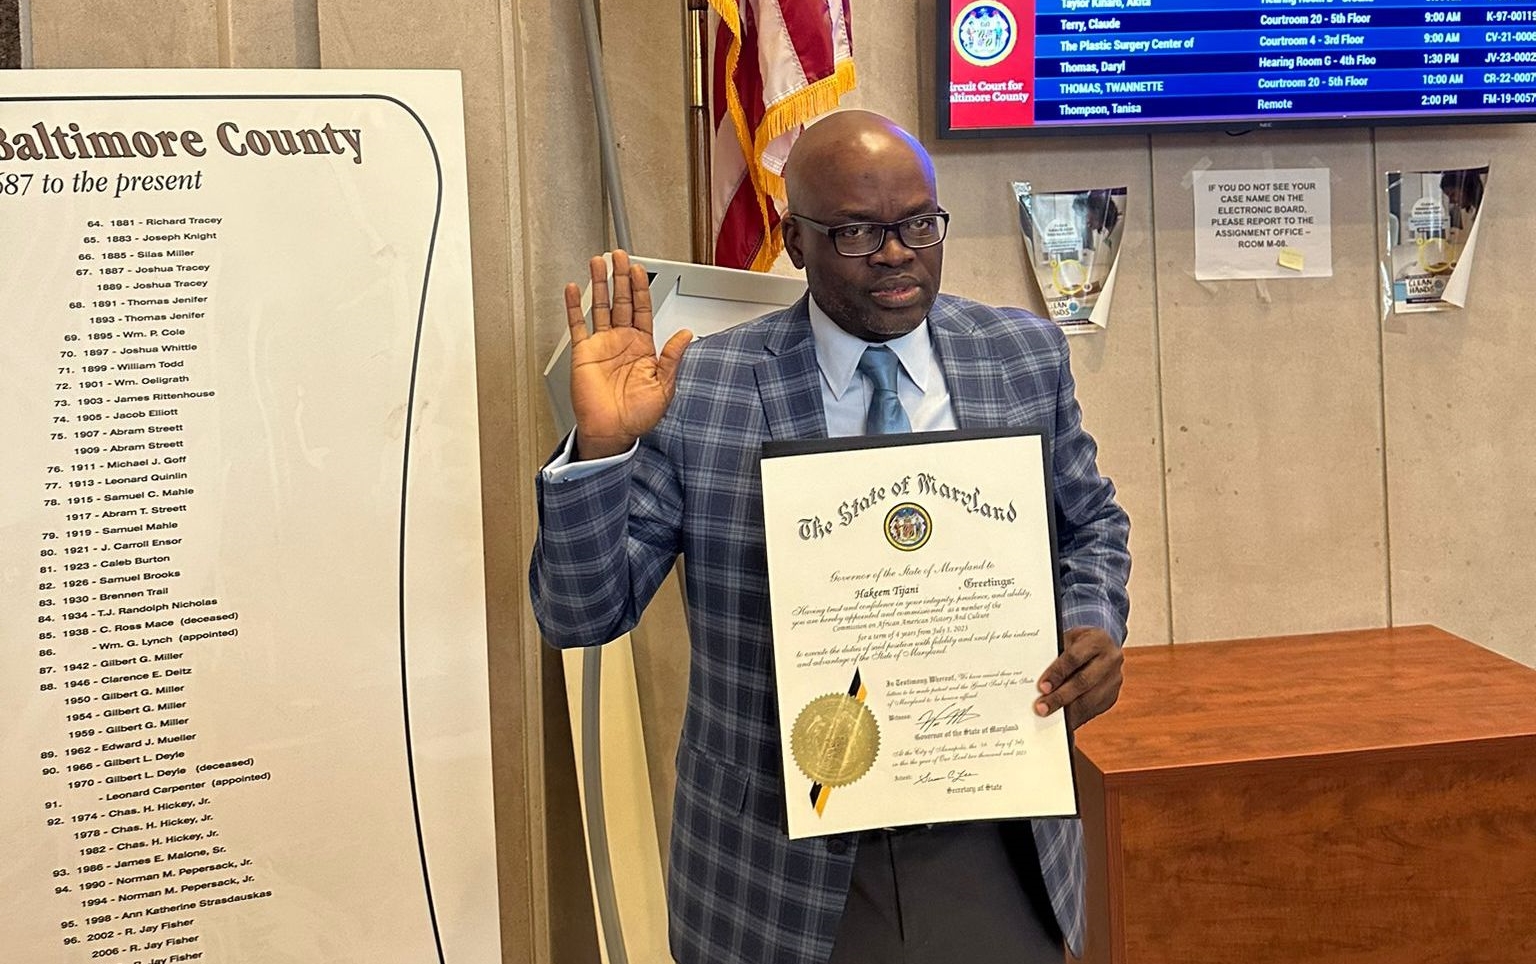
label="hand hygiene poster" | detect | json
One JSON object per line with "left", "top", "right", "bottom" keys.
{"left": 1013, "top": 182, "right": 1127, "bottom": 332}
{"left": 1385, "top": 165, "right": 1489, "bottom": 313}
{"left": 0, "top": 71, "right": 499, "bottom": 963}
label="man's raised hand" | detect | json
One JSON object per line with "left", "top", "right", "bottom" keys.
{"left": 565, "top": 250, "right": 693, "bottom": 460}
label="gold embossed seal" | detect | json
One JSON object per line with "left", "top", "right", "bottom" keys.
{"left": 791, "top": 693, "right": 880, "bottom": 787}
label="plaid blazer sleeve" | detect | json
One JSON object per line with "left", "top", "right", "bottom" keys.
{"left": 1043, "top": 324, "right": 1132, "bottom": 643}
{"left": 528, "top": 432, "right": 685, "bottom": 648}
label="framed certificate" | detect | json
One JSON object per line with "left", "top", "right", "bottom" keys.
{"left": 760, "top": 429, "right": 1077, "bottom": 838}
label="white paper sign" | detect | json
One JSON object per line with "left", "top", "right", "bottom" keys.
{"left": 1193, "top": 167, "right": 1332, "bottom": 280}
{"left": 0, "top": 70, "right": 499, "bottom": 964}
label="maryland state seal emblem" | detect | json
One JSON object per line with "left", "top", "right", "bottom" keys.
{"left": 884, "top": 502, "right": 932, "bottom": 552}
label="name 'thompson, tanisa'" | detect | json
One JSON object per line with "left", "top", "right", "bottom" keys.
{"left": 0, "top": 122, "right": 365, "bottom": 164}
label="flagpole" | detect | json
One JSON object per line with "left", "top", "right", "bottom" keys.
{"left": 685, "top": 0, "right": 712, "bottom": 263}
{"left": 580, "top": 0, "right": 633, "bottom": 250}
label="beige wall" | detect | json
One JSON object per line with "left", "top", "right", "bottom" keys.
{"left": 823, "top": 2, "right": 1536, "bottom": 666}
{"left": 22, "top": 1, "right": 1536, "bottom": 962}
{"left": 850, "top": 3, "right": 1533, "bottom": 668}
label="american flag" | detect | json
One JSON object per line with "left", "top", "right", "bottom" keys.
{"left": 710, "top": 0, "right": 857, "bottom": 271}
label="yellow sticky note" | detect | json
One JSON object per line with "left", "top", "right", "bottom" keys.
{"left": 1277, "top": 247, "right": 1305, "bottom": 272}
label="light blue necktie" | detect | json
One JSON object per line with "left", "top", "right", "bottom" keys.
{"left": 856, "top": 346, "right": 911, "bottom": 435}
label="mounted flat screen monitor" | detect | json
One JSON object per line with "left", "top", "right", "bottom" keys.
{"left": 938, "top": 1, "right": 1536, "bottom": 137}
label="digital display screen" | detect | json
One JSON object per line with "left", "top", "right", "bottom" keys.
{"left": 939, "top": 1, "right": 1536, "bottom": 136}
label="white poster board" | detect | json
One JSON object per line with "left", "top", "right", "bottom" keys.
{"left": 0, "top": 70, "right": 499, "bottom": 964}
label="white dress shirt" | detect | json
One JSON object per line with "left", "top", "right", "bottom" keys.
{"left": 806, "top": 297, "right": 956, "bottom": 438}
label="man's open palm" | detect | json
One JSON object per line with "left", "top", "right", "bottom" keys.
{"left": 566, "top": 250, "right": 692, "bottom": 460}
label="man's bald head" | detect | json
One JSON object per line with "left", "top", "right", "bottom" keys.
{"left": 780, "top": 110, "right": 945, "bottom": 342}
{"left": 784, "top": 111, "right": 936, "bottom": 216}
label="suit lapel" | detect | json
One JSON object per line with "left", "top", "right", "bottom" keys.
{"left": 755, "top": 296, "right": 828, "bottom": 441}
{"left": 930, "top": 297, "right": 1013, "bottom": 429}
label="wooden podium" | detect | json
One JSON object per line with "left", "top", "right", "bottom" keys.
{"left": 1070, "top": 625, "right": 1536, "bottom": 964}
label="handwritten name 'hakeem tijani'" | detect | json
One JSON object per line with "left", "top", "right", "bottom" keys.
{"left": 796, "top": 470, "right": 1018, "bottom": 540}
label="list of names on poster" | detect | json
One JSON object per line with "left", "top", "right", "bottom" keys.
{"left": 32, "top": 205, "right": 269, "bottom": 963}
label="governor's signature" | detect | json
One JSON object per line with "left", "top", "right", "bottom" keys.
{"left": 916, "top": 702, "right": 981, "bottom": 734}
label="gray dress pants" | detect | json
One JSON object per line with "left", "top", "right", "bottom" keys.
{"left": 825, "top": 822, "right": 1065, "bottom": 964}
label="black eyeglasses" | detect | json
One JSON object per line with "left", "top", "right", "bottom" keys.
{"left": 791, "top": 210, "right": 950, "bottom": 257}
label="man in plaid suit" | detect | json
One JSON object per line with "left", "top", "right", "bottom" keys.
{"left": 531, "top": 111, "right": 1130, "bottom": 964}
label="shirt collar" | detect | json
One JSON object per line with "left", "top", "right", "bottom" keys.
{"left": 807, "top": 295, "right": 934, "bottom": 401}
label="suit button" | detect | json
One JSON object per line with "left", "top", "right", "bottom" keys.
{"left": 825, "top": 838, "right": 848, "bottom": 855}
